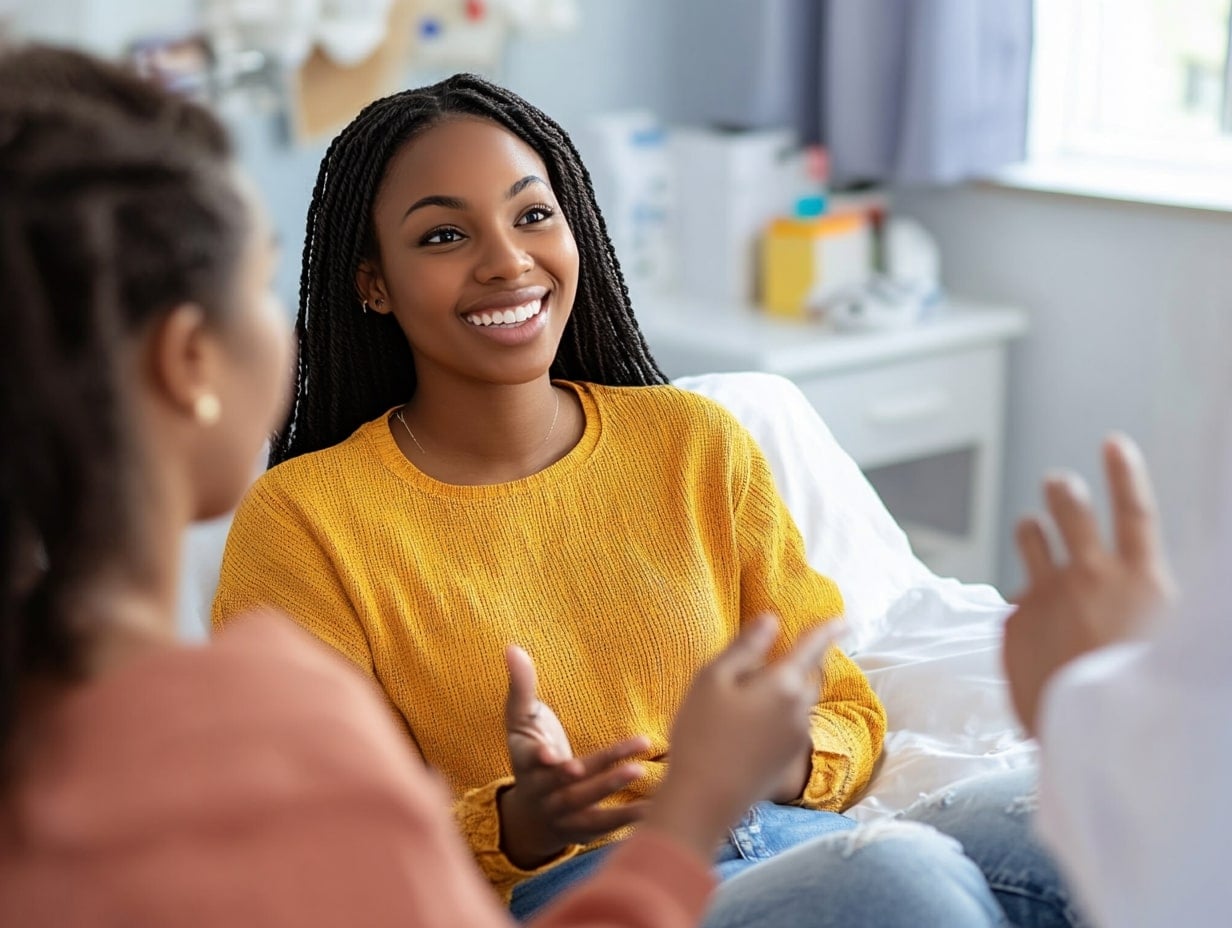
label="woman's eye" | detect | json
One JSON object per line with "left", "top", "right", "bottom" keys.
{"left": 517, "top": 204, "right": 554, "bottom": 226}
{"left": 422, "top": 227, "right": 463, "bottom": 245}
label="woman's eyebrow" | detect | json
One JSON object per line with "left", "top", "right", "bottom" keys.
{"left": 402, "top": 194, "right": 467, "bottom": 220}
{"left": 401, "top": 176, "right": 546, "bottom": 222}
{"left": 507, "top": 174, "right": 546, "bottom": 198}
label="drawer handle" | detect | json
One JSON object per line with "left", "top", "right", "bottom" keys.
{"left": 866, "top": 390, "right": 951, "bottom": 425}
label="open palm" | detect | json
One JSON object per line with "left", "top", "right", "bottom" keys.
{"left": 498, "top": 645, "right": 651, "bottom": 868}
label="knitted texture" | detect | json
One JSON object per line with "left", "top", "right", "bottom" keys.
{"left": 213, "top": 382, "right": 886, "bottom": 899}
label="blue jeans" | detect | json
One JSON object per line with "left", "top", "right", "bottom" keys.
{"left": 510, "top": 769, "right": 1087, "bottom": 927}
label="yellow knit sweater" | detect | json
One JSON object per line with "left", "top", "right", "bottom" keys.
{"left": 213, "top": 381, "right": 885, "bottom": 900}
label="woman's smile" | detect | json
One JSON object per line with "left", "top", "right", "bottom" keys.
{"left": 462, "top": 291, "right": 552, "bottom": 346}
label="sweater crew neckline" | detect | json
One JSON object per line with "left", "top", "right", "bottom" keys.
{"left": 361, "top": 380, "right": 603, "bottom": 500}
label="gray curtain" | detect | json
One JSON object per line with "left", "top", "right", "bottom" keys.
{"left": 671, "top": 0, "right": 1033, "bottom": 186}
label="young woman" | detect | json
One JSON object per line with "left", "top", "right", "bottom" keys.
{"left": 213, "top": 75, "right": 1086, "bottom": 926}
{"left": 0, "top": 46, "right": 841, "bottom": 928}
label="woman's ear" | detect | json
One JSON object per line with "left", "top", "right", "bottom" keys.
{"left": 355, "top": 261, "right": 392, "bottom": 315}
{"left": 146, "top": 302, "right": 223, "bottom": 423}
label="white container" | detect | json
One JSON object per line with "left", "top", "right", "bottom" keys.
{"left": 576, "top": 111, "right": 674, "bottom": 298}
{"left": 670, "top": 126, "right": 796, "bottom": 305}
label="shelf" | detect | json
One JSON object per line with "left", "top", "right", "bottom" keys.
{"left": 636, "top": 294, "right": 1029, "bottom": 379}
{"left": 644, "top": 294, "right": 1026, "bottom": 586}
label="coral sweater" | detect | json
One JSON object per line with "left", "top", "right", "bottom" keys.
{"left": 0, "top": 614, "right": 713, "bottom": 927}
{"left": 213, "top": 382, "right": 885, "bottom": 900}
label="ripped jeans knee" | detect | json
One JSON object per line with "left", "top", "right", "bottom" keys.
{"left": 897, "top": 768, "right": 1088, "bottom": 928}
{"left": 705, "top": 818, "right": 1006, "bottom": 928}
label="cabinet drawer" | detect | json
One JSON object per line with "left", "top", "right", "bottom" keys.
{"left": 796, "top": 346, "right": 1002, "bottom": 469}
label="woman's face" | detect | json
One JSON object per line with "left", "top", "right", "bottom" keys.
{"left": 190, "top": 178, "right": 293, "bottom": 520}
{"left": 363, "top": 116, "right": 580, "bottom": 388}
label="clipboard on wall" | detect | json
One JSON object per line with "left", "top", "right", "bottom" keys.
{"left": 289, "top": 0, "right": 418, "bottom": 143}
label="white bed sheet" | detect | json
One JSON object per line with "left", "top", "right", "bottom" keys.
{"left": 674, "top": 372, "right": 1036, "bottom": 821}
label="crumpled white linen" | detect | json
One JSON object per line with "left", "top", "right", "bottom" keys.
{"left": 675, "top": 372, "right": 1036, "bottom": 820}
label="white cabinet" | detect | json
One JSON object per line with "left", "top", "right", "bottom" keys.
{"left": 637, "top": 296, "right": 1027, "bottom": 584}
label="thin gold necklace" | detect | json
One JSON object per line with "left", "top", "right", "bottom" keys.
{"left": 395, "top": 389, "right": 562, "bottom": 457}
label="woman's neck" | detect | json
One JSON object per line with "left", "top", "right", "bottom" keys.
{"left": 396, "top": 375, "right": 583, "bottom": 485}
{"left": 71, "top": 557, "right": 183, "bottom": 677}
{"left": 70, "top": 472, "right": 188, "bottom": 677}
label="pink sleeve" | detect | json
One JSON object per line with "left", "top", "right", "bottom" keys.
{"left": 215, "top": 620, "right": 717, "bottom": 928}
{"left": 267, "top": 771, "right": 714, "bottom": 928}
{"left": 530, "top": 829, "right": 716, "bottom": 928}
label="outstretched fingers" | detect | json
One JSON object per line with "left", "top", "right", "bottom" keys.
{"left": 556, "top": 799, "right": 651, "bottom": 839}
{"left": 571, "top": 735, "right": 652, "bottom": 777}
{"left": 776, "top": 620, "right": 845, "bottom": 700}
{"left": 1015, "top": 515, "right": 1055, "bottom": 586}
{"left": 542, "top": 761, "right": 648, "bottom": 817}
{"left": 1104, "top": 433, "right": 1163, "bottom": 569}
{"left": 1044, "top": 471, "right": 1102, "bottom": 563}
{"left": 784, "top": 620, "right": 846, "bottom": 674}
{"left": 710, "top": 613, "right": 778, "bottom": 680}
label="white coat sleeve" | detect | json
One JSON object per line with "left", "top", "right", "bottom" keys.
{"left": 1035, "top": 569, "right": 1232, "bottom": 928}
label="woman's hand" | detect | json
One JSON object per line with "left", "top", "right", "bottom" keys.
{"left": 498, "top": 645, "right": 651, "bottom": 869}
{"left": 767, "top": 748, "right": 813, "bottom": 803}
{"left": 643, "top": 614, "right": 844, "bottom": 861}
{"left": 1004, "top": 434, "right": 1175, "bottom": 736}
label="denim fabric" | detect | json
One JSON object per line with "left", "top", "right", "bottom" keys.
{"left": 509, "top": 843, "right": 615, "bottom": 921}
{"left": 897, "top": 768, "right": 1087, "bottom": 928}
{"left": 712, "top": 803, "right": 856, "bottom": 880}
{"left": 511, "top": 769, "right": 1087, "bottom": 927}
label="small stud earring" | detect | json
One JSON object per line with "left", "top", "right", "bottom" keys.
{"left": 194, "top": 393, "right": 222, "bottom": 426}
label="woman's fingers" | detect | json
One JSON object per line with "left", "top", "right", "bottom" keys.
{"left": 1044, "top": 471, "right": 1102, "bottom": 561}
{"left": 1103, "top": 433, "right": 1163, "bottom": 569}
{"left": 1016, "top": 515, "right": 1055, "bottom": 585}
{"left": 708, "top": 613, "right": 778, "bottom": 679}
{"left": 504, "top": 645, "right": 540, "bottom": 730}
{"left": 557, "top": 800, "right": 651, "bottom": 842}
{"left": 783, "top": 621, "right": 845, "bottom": 677}
{"left": 518, "top": 733, "right": 649, "bottom": 795}
{"left": 567, "top": 735, "right": 652, "bottom": 778}
{"left": 505, "top": 645, "right": 577, "bottom": 768}
{"left": 543, "top": 761, "right": 647, "bottom": 815}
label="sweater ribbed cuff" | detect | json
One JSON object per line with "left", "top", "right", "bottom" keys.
{"left": 793, "top": 715, "right": 856, "bottom": 810}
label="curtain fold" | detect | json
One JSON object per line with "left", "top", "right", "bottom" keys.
{"left": 826, "top": 0, "right": 1033, "bottom": 185}
{"left": 672, "top": 0, "right": 1033, "bottom": 186}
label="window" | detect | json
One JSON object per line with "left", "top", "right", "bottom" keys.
{"left": 1031, "top": 0, "right": 1232, "bottom": 167}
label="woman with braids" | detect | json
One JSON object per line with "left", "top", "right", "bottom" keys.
{"left": 213, "top": 75, "right": 1085, "bottom": 927}
{"left": 0, "top": 46, "right": 850, "bottom": 927}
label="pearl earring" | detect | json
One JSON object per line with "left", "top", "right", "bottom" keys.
{"left": 194, "top": 393, "right": 222, "bottom": 426}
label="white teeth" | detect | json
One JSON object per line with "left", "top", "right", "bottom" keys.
{"left": 465, "top": 298, "right": 544, "bottom": 327}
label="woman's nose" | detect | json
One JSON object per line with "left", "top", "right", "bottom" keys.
{"left": 474, "top": 229, "right": 534, "bottom": 282}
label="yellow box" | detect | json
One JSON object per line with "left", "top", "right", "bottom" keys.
{"left": 760, "top": 213, "right": 871, "bottom": 318}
